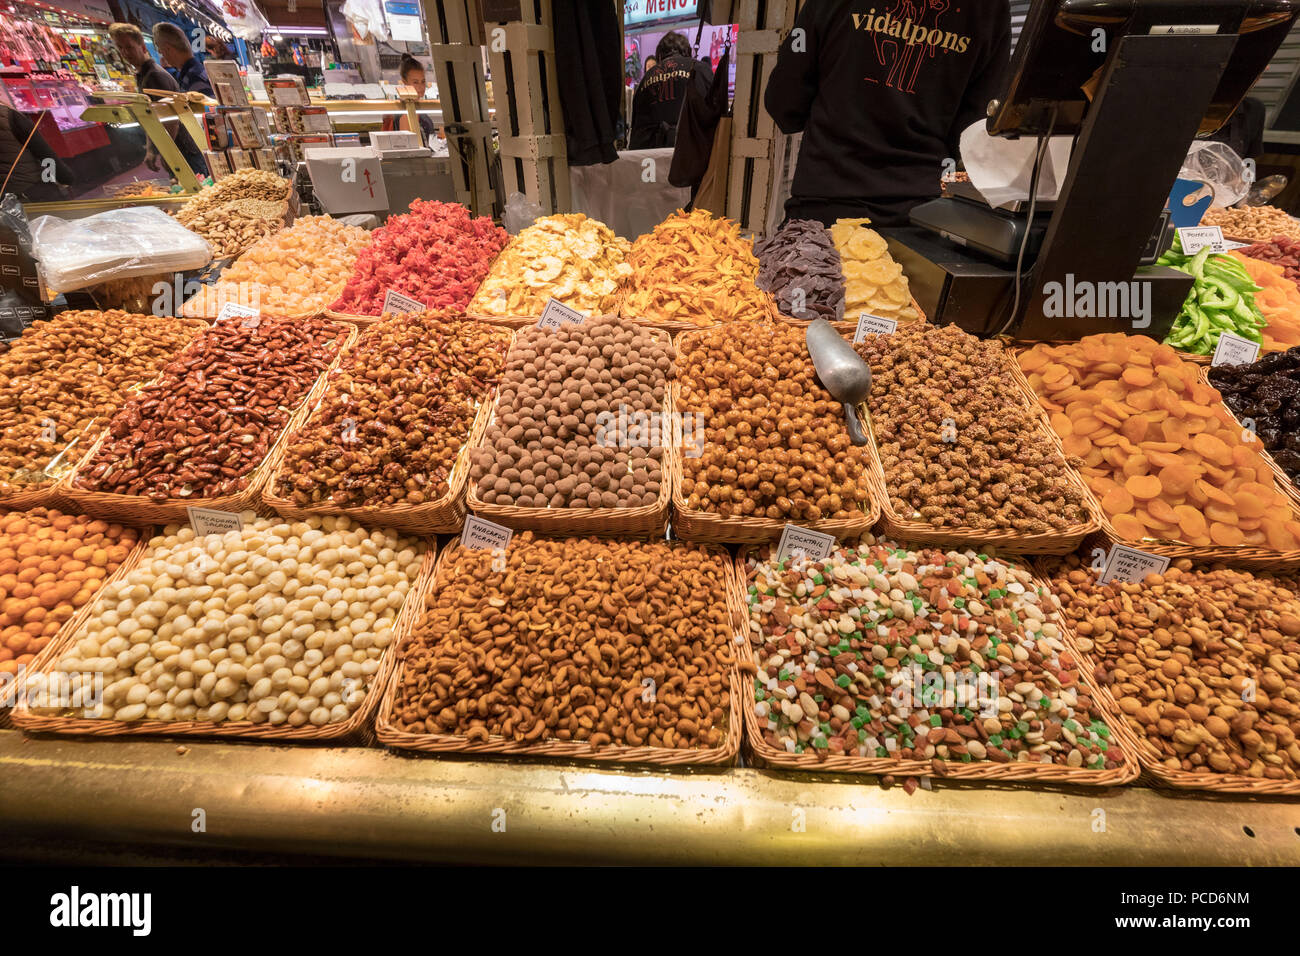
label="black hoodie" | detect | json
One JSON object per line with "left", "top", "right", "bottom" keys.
{"left": 765, "top": 0, "right": 1011, "bottom": 227}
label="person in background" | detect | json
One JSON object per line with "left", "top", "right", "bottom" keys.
{"left": 152, "top": 22, "right": 214, "bottom": 97}
{"left": 109, "top": 22, "right": 177, "bottom": 95}
{"left": 765, "top": 0, "right": 1012, "bottom": 227}
{"left": 382, "top": 55, "right": 437, "bottom": 143}
{"left": 644, "top": 55, "right": 657, "bottom": 74}
{"left": 0, "top": 103, "right": 73, "bottom": 201}
{"left": 205, "top": 35, "right": 234, "bottom": 62}
{"left": 629, "top": 31, "right": 711, "bottom": 149}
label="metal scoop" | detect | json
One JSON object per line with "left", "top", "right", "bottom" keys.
{"left": 806, "top": 319, "right": 872, "bottom": 446}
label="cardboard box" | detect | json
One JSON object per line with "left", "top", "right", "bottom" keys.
{"left": 304, "top": 145, "right": 389, "bottom": 215}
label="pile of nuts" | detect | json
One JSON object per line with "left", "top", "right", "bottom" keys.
{"left": 0, "top": 508, "right": 138, "bottom": 677}
{"left": 747, "top": 536, "right": 1123, "bottom": 772}
{"left": 38, "top": 514, "right": 424, "bottom": 726}
{"left": 276, "top": 314, "right": 510, "bottom": 508}
{"left": 175, "top": 169, "right": 292, "bottom": 259}
{"left": 183, "top": 216, "right": 371, "bottom": 317}
{"left": 1047, "top": 555, "right": 1300, "bottom": 781}
{"left": 175, "top": 168, "right": 290, "bottom": 225}
{"left": 180, "top": 205, "right": 284, "bottom": 259}
{"left": 856, "top": 324, "right": 1090, "bottom": 533}
{"left": 469, "top": 316, "right": 672, "bottom": 510}
{"left": 1200, "top": 205, "right": 1300, "bottom": 243}
{"left": 0, "top": 310, "right": 205, "bottom": 495}
{"left": 73, "top": 316, "right": 346, "bottom": 501}
{"left": 677, "top": 323, "right": 872, "bottom": 521}
{"left": 391, "top": 534, "right": 735, "bottom": 749}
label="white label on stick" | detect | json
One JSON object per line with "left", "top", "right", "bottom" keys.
{"left": 381, "top": 289, "right": 425, "bottom": 315}
{"left": 1099, "top": 545, "right": 1170, "bottom": 585}
{"left": 1178, "top": 225, "right": 1226, "bottom": 255}
{"left": 853, "top": 313, "right": 897, "bottom": 343}
{"left": 538, "top": 298, "right": 587, "bottom": 330}
{"left": 216, "top": 303, "right": 261, "bottom": 327}
{"left": 462, "top": 515, "right": 513, "bottom": 552}
{"left": 188, "top": 507, "right": 244, "bottom": 537}
{"left": 775, "top": 524, "right": 836, "bottom": 566}
{"left": 1221, "top": 239, "right": 1250, "bottom": 251}
{"left": 1212, "top": 331, "right": 1260, "bottom": 367}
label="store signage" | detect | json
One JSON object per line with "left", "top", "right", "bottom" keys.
{"left": 1177, "top": 225, "right": 1227, "bottom": 255}
{"left": 188, "top": 507, "right": 244, "bottom": 537}
{"left": 853, "top": 313, "right": 897, "bottom": 343}
{"left": 538, "top": 299, "right": 586, "bottom": 329}
{"left": 385, "top": 1, "right": 424, "bottom": 42}
{"left": 625, "top": 0, "right": 699, "bottom": 26}
{"left": 1211, "top": 331, "right": 1261, "bottom": 367}
{"left": 462, "top": 516, "right": 513, "bottom": 552}
{"left": 1098, "top": 545, "right": 1170, "bottom": 585}
{"left": 775, "top": 524, "right": 836, "bottom": 565}
{"left": 382, "top": 290, "right": 425, "bottom": 315}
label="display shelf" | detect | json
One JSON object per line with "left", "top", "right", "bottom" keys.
{"left": 1, "top": 729, "right": 1296, "bottom": 865}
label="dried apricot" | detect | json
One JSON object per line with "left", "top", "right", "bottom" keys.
{"left": 1101, "top": 487, "right": 1135, "bottom": 515}
{"left": 1191, "top": 432, "right": 1232, "bottom": 465}
{"left": 1112, "top": 513, "right": 1149, "bottom": 540}
{"left": 1121, "top": 367, "right": 1154, "bottom": 387}
{"left": 1125, "top": 475, "right": 1162, "bottom": 500}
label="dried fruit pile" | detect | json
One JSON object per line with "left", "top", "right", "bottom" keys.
{"left": 1236, "top": 236, "right": 1300, "bottom": 285}
{"left": 1209, "top": 346, "right": 1300, "bottom": 487}
{"left": 390, "top": 534, "right": 735, "bottom": 750}
{"left": 622, "top": 209, "right": 774, "bottom": 326}
{"left": 333, "top": 200, "right": 508, "bottom": 316}
{"left": 276, "top": 314, "right": 510, "bottom": 508}
{"left": 830, "top": 218, "right": 920, "bottom": 324}
{"left": 1047, "top": 555, "right": 1300, "bottom": 782}
{"left": 755, "top": 219, "right": 845, "bottom": 321}
{"left": 855, "top": 324, "right": 1089, "bottom": 533}
{"left": 469, "top": 213, "right": 629, "bottom": 317}
{"left": 1226, "top": 251, "right": 1300, "bottom": 350}
{"left": 1021, "top": 333, "right": 1300, "bottom": 549}
{"left": 745, "top": 536, "right": 1122, "bottom": 771}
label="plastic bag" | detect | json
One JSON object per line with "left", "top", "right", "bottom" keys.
{"left": 1179, "top": 141, "right": 1251, "bottom": 209}
{"left": 27, "top": 206, "right": 212, "bottom": 295}
{"left": 502, "top": 192, "right": 543, "bottom": 236}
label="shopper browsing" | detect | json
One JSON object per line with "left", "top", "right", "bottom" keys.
{"left": 629, "top": 31, "right": 712, "bottom": 149}
{"left": 765, "top": 0, "right": 1012, "bottom": 227}
{"left": 109, "top": 22, "right": 178, "bottom": 95}
{"left": 152, "top": 22, "right": 214, "bottom": 97}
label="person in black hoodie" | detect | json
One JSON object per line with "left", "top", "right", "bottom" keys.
{"left": 630, "top": 31, "right": 712, "bottom": 150}
{"left": 766, "top": 0, "right": 1011, "bottom": 227}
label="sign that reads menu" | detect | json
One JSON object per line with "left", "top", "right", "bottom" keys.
{"left": 1099, "top": 544, "right": 1171, "bottom": 585}
{"left": 775, "top": 524, "right": 836, "bottom": 565}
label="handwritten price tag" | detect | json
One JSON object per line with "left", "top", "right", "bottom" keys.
{"left": 381, "top": 289, "right": 425, "bottom": 316}
{"left": 538, "top": 299, "right": 587, "bottom": 330}
{"left": 1212, "top": 331, "right": 1261, "bottom": 367}
{"left": 853, "top": 313, "right": 898, "bottom": 343}
{"left": 1099, "top": 544, "right": 1170, "bottom": 584}
{"left": 462, "top": 515, "right": 513, "bottom": 552}
{"left": 775, "top": 524, "right": 836, "bottom": 565}
{"left": 1177, "top": 225, "right": 1227, "bottom": 255}
{"left": 216, "top": 303, "right": 260, "bottom": 327}
{"left": 187, "top": 507, "right": 244, "bottom": 537}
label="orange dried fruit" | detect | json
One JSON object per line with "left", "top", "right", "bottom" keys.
{"left": 1264, "top": 519, "right": 1296, "bottom": 550}
{"left": 1127, "top": 389, "right": 1156, "bottom": 411}
{"left": 1146, "top": 449, "right": 1184, "bottom": 469}
{"left": 1197, "top": 479, "right": 1235, "bottom": 507}
{"left": 1174, "top": 505, "right": 1208, "bottom": 538}
{"left": 1062, "top": 435, "right": 1091, "bottom": 458}
{"left": 1112, "top": 514, "right": 1149, "bottom": 540}
{"left": 1191, "top": 432, "right": 1232, "bottom": 465}
{"left": 1158, "top": 464, "right": 1197, "bottom": 496}
{"left": 1205, "top": 503, "right": 1238, "bottom": 524}
{"left": 1121, "top": 367, "right": 1154, "bottom": 387}
{"left": 1120, "top": 416, "right": 1149, "bottom": 444}
{"left": 1101, "top": 487, "right": 1135, "bottom": 515}
{"left": 1147, "top": 498, "right": 1178, "bottom": 525}
{"left": 1121, "top": 455, "right": 1150, "bottom": 478}
{"left": 1049, "top": 413, "right": 1073, "bottom": 438}
{"left": 1125, "top": 475, "right": 1162, "bottom": 500}
{"left": 1071, "top": 416, "right": 1103, "bottom": 437}
{"left": 1209, "top": 523, "right": 1245, "bottom": 547}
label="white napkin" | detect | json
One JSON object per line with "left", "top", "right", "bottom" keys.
{"left": 958, "top": 121, "right": 1074, "bottom": 210}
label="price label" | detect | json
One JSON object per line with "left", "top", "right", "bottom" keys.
{"left": 187, "top": 507, "right": 244, "bottom": 537}
{"left": 538, "top": 298, "right": 587, "bottom": 330}
{"left": 1212, "top": 331, "right": 1260, "bottom": 367}
{"left": 461, "top": 515, "right": 513, "bottom": 552}
{"left": 1177, "top": 225, "right": 1227, "bottom": 255}
{"left": 1099, "top": 544, "right": 1170, "bottom": 585}
{"left": 853, "top": 313, "right": 898, "bottom": 343}
{"left": 216, "top": 303, "right": 261, "bottom": 327}
{"left": 1221, "top": 239, "right": 1251, "bottom": 251}
{"left": 775, "top": 524, "right": 836, "bottom": 565}
{"left": 381, "top": 290, "right": 425, "bottom": 316}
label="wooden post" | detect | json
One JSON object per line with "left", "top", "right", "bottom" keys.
{"left": 482, "top": 0, "right": 571, "bottom": 213}
{"left": 422, "top": 0, "right": 497, "bottom": 215}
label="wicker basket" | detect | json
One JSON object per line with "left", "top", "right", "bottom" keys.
{"left": 862, "top": 348, "right": 1099, "bottom": 554}
{"left": 10, "top": 540, "right": 437, "bottom": 742}
{"left": 374, "top": 536, "right": 743, "bottom": 767}
{"left": 464, "top": 329, "right": 674, "bottom": 537}
{"left": 56, "top": 325, "right": 357, "bottom": 527}
{"left": 735, "top": 543, "right": 1141, "bottom": 786}
{"left": 1198, "top": 364, "right": 1300, "bottom": 510}
{"left": 669, "top": 372, "right": 881, "bottom": 544}
{"left": 1011, "top": 347, "right": 1300, "bottom": 572}
{"left": 263, "top": 385, "right": 499, "bottom": 535}
{"left": 1036, "top": 552, "right": 1300, "bottom": 796}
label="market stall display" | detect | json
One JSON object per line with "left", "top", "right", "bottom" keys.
{"left": 1225, "top": 252, "right": 1300, "bottom": 350}
{"left": 467, "top": 316, "right": 673, "bottom": 534}
{"left": 183, "top": 216, "right": 371, "bottom": 319}
{"left": 0, "top": 508, "right": 139, "bottom": 681}
{"left": 468, "top": 213, "right": 629, "bottom": 322}
{"left": 755, "top": 219, "right": 845, "bottom": 322}
{"left": 620, "top": 209, "right": 777, "bottom": 329}
{"left": 740, "top": 535, "right": 1135, "bottom": 785}
{"left": 1157, "top": 237, "right": 1267, "bottom": 356}
{"left": 830, "top": 218, "right": 921, "bottom": 326}
{"left": 12, "top": 514, "right": 432, "bottom": 742}
{"left": 854, "top": 324, "right": 1096, "bottom": 552}
{"left": 64, "top": 317, "right": 352, "bottom": 523}
{"left": 1045, "top": 552, "right": 1300, "bottom": 794}
{"left": 1207, "top": 348, "right": 1300, "bottom": 497}
{"left": 1199, "top": 205, "right": 1300, "bottom": 243}
{"left": 1235, "top": 236, "right": 1300, "bottom": 285}
{"left": 376, "top": 534, "right": 741, "bottom": 765}
{"left": 0, "top": 311, "right": 207, "bottom": 509}
{"left": 1020, "top": 333, "right": 1300, "bottom": 565}
{"left": 267, "top": 314, "right": 512, "bottom": 534}
{"left": 175, "top": 169, "right": 292, "bottom": 260}
{"left": 330, "top": 201, "right": 509, "bottom": 322}
{"left": 674, "top": 322, "right": 878, "bottom": 542}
